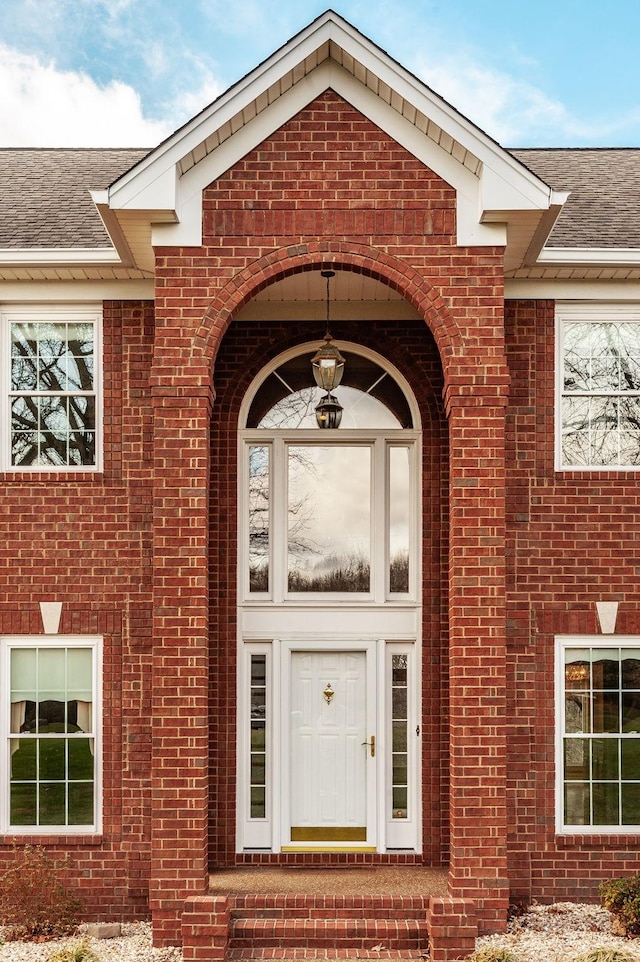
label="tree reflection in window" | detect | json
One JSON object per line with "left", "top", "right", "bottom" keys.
{"left": 562, "top": 322, "right": 640, "bottom": 467}
{"left": 10, "top": 321, "right": 96, "bottom": 467}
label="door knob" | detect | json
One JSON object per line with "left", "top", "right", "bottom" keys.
{"left": 361, "top": 735, "right": 375, "bottom": 757}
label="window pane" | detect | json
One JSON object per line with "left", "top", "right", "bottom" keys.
{"left": 618, "top": 397, "right": 640, "bottom": 465}
{"left": 287, "top": 446, "right": 371, "bottom": 592}
{"left": 68, "top": 739, "right": 94, "bottom": 780}
{"left": 593, "top": 691, "right": 620, "bottom": 733}
{"left": 618, "top": 324, "right": 640, "bottom": 391}
{"left": 11, "top": 739, "right": 37, "bottom": 780}
{"left": 249, "top": 654, "right": 267, "bottom": 820}
{"left": 391, "top": 653, "right": 409, "bottom": 820}
{"left": 593, "top": 650, "right": 620, "bottom": 689}
{"left": 39, "top": 739, "right": 65, "bottom": 780}
{"left": 564, "top": 738, "right": 589, "bottom": 779}
{"left": 565, "top": 649, "right": 590, "bottom": 690}
{"left": 248, "top": 446, "right": 269, "bottom": 592}
{"left": 593, "top": 782, "right": 619, "bottom": 825}
{"left": 622, "top": 740, "right": 640, "bottom": 779}
{"left": 389, "top": 447, "right": 410, "bottom": 593}
{"left": 565, "top": 693, "right": 590, "bottom": 733}
{"left": 622, "top": 784, "right": 640, "bottom": 825}
{"left": 68, "top": 783, "right": 94, "bottom": 825}
{"left": 39, "top": 783, "right": 66, "bottom": 825}
{"left": 591, "top": 738, "right": 619, "bottom": 780}
{"left": 39, "top": 649, "right": 65, "bottom": 693}
{"left": 622, "top": 652, "right": 640, "bottom": 689}
{"left": 623, "top": 693, "right": 640, "bottom": 732}
{"left": 564, "top": 782, "right": 589, "bottom": 825}
{"left": 10, "top": 785, "right": 37, "bottom": 825}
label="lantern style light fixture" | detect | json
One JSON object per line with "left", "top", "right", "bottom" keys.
{"left": 312, "top": 270, "right": 345, "bottom": 429}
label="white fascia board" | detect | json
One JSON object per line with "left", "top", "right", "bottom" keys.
{"left": 154, "top": 62, "right": 506, "bottom": 249}
{"left": 0, "top": 279, "right": 154, "bottom": 301}
{"left": 538, "top": 247, "right": 640, "bottom": 266}
{"left": 505, "top": 278, "right": 640, "bottom": 300}
{"left": 0, "top": 248, "right": 122, "bottom": 266}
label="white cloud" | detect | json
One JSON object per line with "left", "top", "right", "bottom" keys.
{"left": 411, "top": 51, "right": 638, "bottom": 147}
{"left": 0, "top": 43, "right": 169, "bottom": 147}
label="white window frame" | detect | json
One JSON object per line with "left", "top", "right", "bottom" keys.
{"left": 241, "top": 432, "right": 420, "bottom": 605}
{"left": 0, "top": 635, "right": 102, "bottom": 835}
{"left": 555, "top": 634, "right": 640, "bottom": 834}
{"left": 1, "top": 305, "right": 103, "bottom": 472}
{"left": 556, "top": 302, "right": 640, "bottom": 471}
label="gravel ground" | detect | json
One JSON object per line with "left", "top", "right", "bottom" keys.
{"left": 0, "top": 922, "right": 182, "bottom": 961}
{"left": 476, "top": 902, "right": 640, "bottom": 961}
{"left": 1, "top": 904, "right": 639, "bottom": 962}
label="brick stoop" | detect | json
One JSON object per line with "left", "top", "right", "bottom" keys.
{"left": 181, "top": 894, "right": 429, "bottom": 961}
{"left": 228, "top": 894, "right": 428, "bottom": 958}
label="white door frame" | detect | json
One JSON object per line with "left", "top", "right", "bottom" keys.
{"left": 280, "top": 639, "right": 378, "bottom": 851}
{"left": 237, "top": 633, "right": 421, "bottom": 853}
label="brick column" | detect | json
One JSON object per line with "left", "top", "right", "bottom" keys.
{"left": 445, "top": 388, "right": 509, "bottom": 933}
{"left": 150, "top": 385, "right": 213, "bottom": 945}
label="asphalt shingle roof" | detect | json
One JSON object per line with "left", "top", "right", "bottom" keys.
{"left": 510, "top": 147, "right": 640, "bottom": 249}
{"left": 0, "top": 145, "right": 638, "bottom": 253}
{"left": 0, "top": 148, "right": 149, "bottom": 249}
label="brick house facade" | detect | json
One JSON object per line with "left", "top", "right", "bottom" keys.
{"left": 1, "top": 12, "right": 640, "bottom": 960}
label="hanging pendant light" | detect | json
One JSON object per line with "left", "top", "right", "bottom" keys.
{"left": 312, "top": 270, "right": 344, "bottom": 428}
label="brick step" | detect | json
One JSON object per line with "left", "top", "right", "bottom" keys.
{"left": 230, "top": 895, "right": 428, "bottom": 920}
{"left": 228, "top": 952, "right": 425, "bottom": 960}
{"left": 229, "top": 916, "right": 428, "bottom": 952}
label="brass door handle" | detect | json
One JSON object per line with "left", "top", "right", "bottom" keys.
{"left": 361, "top": 735, "right": 375, "bottom": 757}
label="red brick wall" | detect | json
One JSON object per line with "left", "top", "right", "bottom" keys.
{"left": 506, "top": 299, "right": 640, "bottom": 903}
{"left": 0, "top": 300, "right": 155, "bottom": 920}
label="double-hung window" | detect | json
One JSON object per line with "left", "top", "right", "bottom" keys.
{"left": 558, "top": 305, "right": 640, "bottom": 469}
{"left": 1, "top": 637, "right": 101, "bottom": 834}
{"left": 557, "top": 636, "right": 640, "bottom": 832}
{"left": 2, "top": 307, "right": 101, "bottom": 470}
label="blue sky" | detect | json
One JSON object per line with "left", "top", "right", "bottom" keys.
{"left": 0, "top": 0, "right": 638, "bottom": 148}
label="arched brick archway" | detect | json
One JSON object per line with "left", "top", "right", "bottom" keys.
{"left": 150, "top": 239, "right": 511, "bottom": 945}
{"left": 191, "top": 243, "right": 466, "bottom": 386}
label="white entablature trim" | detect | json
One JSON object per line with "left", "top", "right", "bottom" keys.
{"left": 105, "top": 12, "right": 564, "bottom": 256}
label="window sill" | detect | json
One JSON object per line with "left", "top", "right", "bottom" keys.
{"left": 556, "top": 832, "right": 640, "bottom": 847}
{"left": 0, "top": 832, "right": 103, "bottom": 846}
{"left": 0, "top": 471, "right": 104, "bottom": 483}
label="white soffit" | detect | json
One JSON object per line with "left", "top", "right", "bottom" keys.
{"left": 106, "top": 12, "right": 562, "bottom": 257}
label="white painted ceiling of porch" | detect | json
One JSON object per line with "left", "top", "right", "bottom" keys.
{"left": 235, "top": 269, "right": 421, "bottom": 321}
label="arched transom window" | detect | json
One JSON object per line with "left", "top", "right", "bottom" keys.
{"left": 240, "top": 342, "right": 421, "bottom": 604}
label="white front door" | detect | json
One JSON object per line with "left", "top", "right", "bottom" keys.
{"left": 285, "top": 647, "right": 377, "bottom": 849}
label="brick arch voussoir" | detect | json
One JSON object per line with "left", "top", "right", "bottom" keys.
{"left": 195, "top": 244, "right": 463, "bottom": 364}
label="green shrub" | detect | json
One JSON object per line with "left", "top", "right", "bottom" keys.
{"left": 48, "top": 942, "right": 97, "bottom": 962}
{"left": 0, "top": 844, "right": 82, "bottom": 941}
{"left": 601, "top": 874, "right": 640, "bottom": 938}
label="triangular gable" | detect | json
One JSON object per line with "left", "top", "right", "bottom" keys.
{"left": 97, "top": 10, "right": 567, "bottom": 272}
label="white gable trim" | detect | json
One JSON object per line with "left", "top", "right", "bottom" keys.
{"left": 150, "top": 61, "right": 549, "bottom": 250}
{"left": 153, "top": 61, "right": 505, "bottom": 249}
{"left": 106, "top": 12, "right": 561, "bottom": 255}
